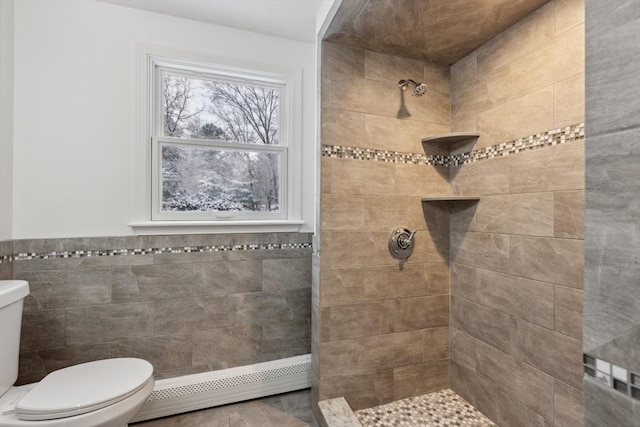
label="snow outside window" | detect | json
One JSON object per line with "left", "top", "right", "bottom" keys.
{"left": 148, "top": 59, "right": 299, "bottom": 224}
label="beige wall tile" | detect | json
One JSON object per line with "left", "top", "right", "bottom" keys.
{"left": 321, "top": 108, "right": 365, "bottom": 147}
{"left": 554, "top": 0, "right": 585, "bottom": 36}
{"left": 66, "top": 302, "right": 153, "bottom": 346}
{"left": 318, "top": 370, "right": 394, "bottom": 411}
{"left": 477, "top": 86, "right": 554, "bottom": 148}
{"left": 395, "top": 295, "right": 450, "bottom": 332}
{"left": 331, "top": 158, "right": 396, "bottom": 196}
{"left": 112, "top": 333, "right": 192, "bottom": 373}
{"left": 402, "top": 72, "right": 451, "bottom": 125}
{"left": 450, "top": 52, "right": 477, "bottom": 89}
{"left": 554, "top": 73, "right": 585, "bottom": 128}
{"left": 228, "top": 291, "right": 293, "bottom": 327}
{"left": 450, "top": 263, "right": 479, "bottom": 302}
{"left": 476, "top": 2, "right": 555, "bottom": 76}
{"left": 450, "top": 231, "right": 510, "bottom": 272}
{"left": 475, "top": 269, "right": 555, "bottom": 329}
{"left": 510, "top": 318, "right": 583, "bottom": 389}
{"left": 555, "top": 286, "right": 583, "bottom": 339}
{"left": 359, "top": 331, "right": 425, "bottom": 373}
{"left": 322, "top": 231, "right": 393, "bottom": 268}
{"left": 20, "top": 310, "right": 66, "bottom": 351}
{"left": 393, "top": 359, "right": 449, "bottom": 401}
{"left": 472, "top": 193, "right": 554, "bottom": 237}
{"left": 475, "top": 335, "right": 555, "bottom": 420}
{"left": 450, "top": 117, "right": 477, "bottom": 134}
{"left": 451, "top": 359, "right": 551, "bottom": 427}
{"left": 452, "top": 65, "right": 511, "bottom": 125}
{"left": 364, "top": 50, "right": 424, "bottom": 83}
{"left": 364, "top": 115, "right": 449, "bottom": 153}
{"left": 423, "top": 326, "right": 450, "bottom": 361}
{"left": 450, "top": 327, "right": 478, "bottom": 370}
{"left": 509, "top": 140, "right": 585, "bottom": 193}
{"left": 322, "top": 42, "right": 365, "bottom": 78}
{"left": 395, "top": 163, "right": 451, "bottom": 197}
{"left": 320, "top": 263, "right": 442, "bottom": 307}
{"left": 37, "top": 344, "right": 112, "bottom": 375}
{"left": 509, "top": 24, "right": 584, "bottom": 101}
{"left": 317, "top": 339, "right": 361, "bottom": 379}
{"left": 321, "top": 73, "right": 331, "bottom": 108}
{"left": 321, "top": 194, "right": 365, "bottom": 231}
{"left": 321, "top": 158, "right": 332, "bottom": 194}
{"left": 321, "top": 300, "right": 395, "bottom": 342}
{"left": 192, "top": 327, "right": 261, "bottom": 370}
{"left": 451, "top": 296, "right": 512, "bottom": 353}
{"left": 363, "top": 196, "right": 429, "bottom": 232}
{"left": 508, "top": 235, "right": 584, "bottom": 288}
{"left": 554, "top": 190, "right": 585, "bottom": 238}
{"left": 331, "top": 77, "right": 397, "bottom": 117}
{"left": 554, "top": 380, "right": 583, "bottom": 427}
{"left": 451, "top": 156, "right": 510, "bottom": 196}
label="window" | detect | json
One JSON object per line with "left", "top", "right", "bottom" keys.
{"left": 133, "top": 46, "right": 303, "bottom": 231}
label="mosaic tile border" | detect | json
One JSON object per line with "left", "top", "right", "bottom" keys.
{"left": 322, "top": 122, "right": 585, "bottom": 167}
{"left": 584, "top": 353, "right": 640, "bottom": 401}
{"left": 0, "top": 242, "right": 312, "bottom": 265}
{"left": 355, "top": 388, "right": 496, "bottom": 427}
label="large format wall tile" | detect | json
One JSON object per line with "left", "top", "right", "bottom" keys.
{"left": 470, "top": 193, "right": 554, "bottom": 237}
{"left": 448, "top": 2, "right": 586, "bottom": 426}
{"left": 508, "top": 235, "right": 584, "bottom": 288}
{"left": 510, "top": 318, "right": 583, "bottom": 389}
{"left": 11, "top": 233, "right": 313, "bottom": 383}
{"left": 451, "top": 297, "right": 512, "bottom": 353}
{"left": 509, "top": 140, "right": 585, "bottom": 193}
{"left": 554, "top": 379, "right": 584, "bottom": 427}
{"left": 65, "top": 302, "right": 154, "bottom": 346}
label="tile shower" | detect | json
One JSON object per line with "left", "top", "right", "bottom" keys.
{"left": 315, "top": 0, "right": 592, "bottom": 426}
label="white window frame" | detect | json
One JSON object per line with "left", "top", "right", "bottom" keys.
{"left": 130, "top": 44, "right": 304, "bottom": 234}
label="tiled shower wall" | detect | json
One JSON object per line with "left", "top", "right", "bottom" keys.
{"left": 315, "top": 42, "right": 453, "bottom": 410}
{"left": 0, "top": 232, "right": 312, "bottom": 384}
{"left": 448, "top": 1, "right": 585, "bottom": 426}
{"left": 584, "top": 0, "right": 640, "bottom": 425}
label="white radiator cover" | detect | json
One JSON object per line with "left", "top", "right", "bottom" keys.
{"left": 130, "top": 354, "right": 312, "bottom": 423}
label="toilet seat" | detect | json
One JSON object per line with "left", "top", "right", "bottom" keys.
{"left": 15, "top": 358, "right": 153, "bottom": 421}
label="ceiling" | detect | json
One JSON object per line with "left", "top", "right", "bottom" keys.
{"left": 323, "top": 0, "right": 551, "bottom": 64}
{"left": 97, "top": 0, "right": 327, "bottom": 43}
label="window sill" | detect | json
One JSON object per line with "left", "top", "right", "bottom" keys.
{"left": 129, "top": 220, "right": 305, "bottom": 235}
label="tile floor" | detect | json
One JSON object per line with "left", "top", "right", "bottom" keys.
{"left": 355, "top": 389, "right": 496, "bottom": 427}
{"left": 131, "top": 389, "right": 316, "bottom": 427}
{"left": 131, "top": 388, "right": 494, "bottom": 427}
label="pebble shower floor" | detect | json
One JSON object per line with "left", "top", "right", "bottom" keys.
{"left": 355, "top": 389, "right": 496, "bottom": 427}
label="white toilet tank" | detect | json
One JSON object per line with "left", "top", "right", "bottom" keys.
{"left": 0, "top": 280, "right": 30, "bottom": 398}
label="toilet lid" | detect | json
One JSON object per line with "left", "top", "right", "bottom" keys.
{"left": 15, "top": 358, "right": 153, "bottom": 421}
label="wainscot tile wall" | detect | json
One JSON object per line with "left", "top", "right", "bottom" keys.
{"left": 0, "top": 232, "right": 312, "bottom": 384}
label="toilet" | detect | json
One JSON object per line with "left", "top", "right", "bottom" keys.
{"left": 0, "top": 280, "right": 155, "bottom": 427}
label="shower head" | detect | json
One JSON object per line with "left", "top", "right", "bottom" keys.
{"left": 398, "top": 79, "right": 429, "bottom": 96}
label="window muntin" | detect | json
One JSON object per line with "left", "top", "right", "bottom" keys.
{"left": 151, "top": 62, "right": 289, "bottom": 222}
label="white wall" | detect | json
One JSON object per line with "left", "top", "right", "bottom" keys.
{"left": 0, "top": 0, "right": 14, "bottom": 241}
{"left": 13, "top": 0, "right": 316, "bottom": 238}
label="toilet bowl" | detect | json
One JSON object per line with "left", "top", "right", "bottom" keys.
{"left": 0, "top": 280, "right": 155, "bottom": 427}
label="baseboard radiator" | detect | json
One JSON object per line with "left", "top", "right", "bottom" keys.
{"left": 131, "top": 354, "right": 312, "bottom": 423}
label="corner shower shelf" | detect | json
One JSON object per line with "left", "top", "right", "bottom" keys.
{"left": 421, "top": 196, "right": 480, "bottom": 202}
{"left": 421, "top": 132, "right": 480, "bottom": 146}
